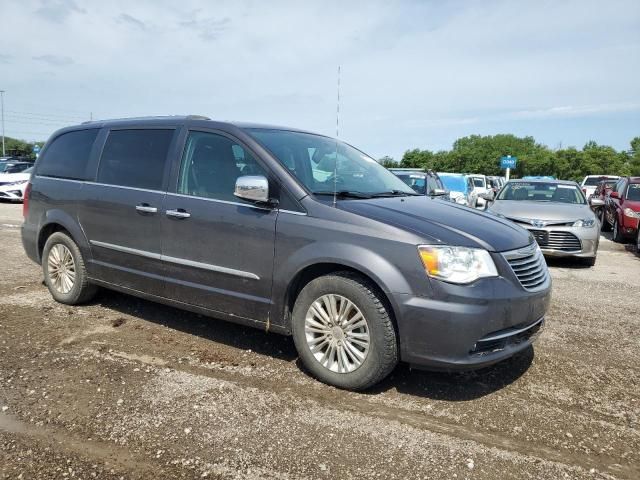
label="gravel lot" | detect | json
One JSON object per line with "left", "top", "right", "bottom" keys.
{"left": 1, "top": 201, "right": 639, "bottom": 479}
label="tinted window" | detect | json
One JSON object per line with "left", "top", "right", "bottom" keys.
{"left": 583, "top": 177, "right": 602, "bottom": 186}
{"left": 97, "top": 129, "right": 174, "bottom": 190}
{"left": 627, "top": 184, "right": 640, "bottom": 201}
{"left": 177, "top": 131, "right": 268, "bottom": 203}
{"left": 37, "top": 129, "right": 99, "bottom": 180}
{"left": 396, "top": 174, "right": 426, "bottom": 194}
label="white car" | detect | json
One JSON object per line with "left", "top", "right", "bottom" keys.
{"left": 0, "top": 167, "right": 32, "bottom": 202}
{"left": 469, "top": 174, "right": 492, "bottom": 208}
{"left": 581, "top": 175, "right": 620, "bottom": 199}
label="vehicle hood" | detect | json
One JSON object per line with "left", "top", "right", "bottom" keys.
{"left": 338, "top": 196, "right": 532, "bottom": 252}
{"left": 0, "top": 172, "right": 30, "bottom": 183}
{"left": 488, "top": 200, "right": 595, "bottom": 222}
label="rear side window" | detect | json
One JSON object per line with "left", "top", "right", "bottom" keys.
{"left": 37, "top": 129, "right": 99, "bottom": 180}
{"left": 97, "top": 129, "right": 174, "bottom": 190}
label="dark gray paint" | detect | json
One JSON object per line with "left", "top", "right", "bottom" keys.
{"left": 22, "top": 116, "right": 552, "bottom": 371}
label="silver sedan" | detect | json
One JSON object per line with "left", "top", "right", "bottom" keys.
{"left": 485, "top": 179, "right": 600, "bottom": 266}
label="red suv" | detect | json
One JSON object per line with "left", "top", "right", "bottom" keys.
{"left": 603, "top": 177, "right": 640, "bottom": 244}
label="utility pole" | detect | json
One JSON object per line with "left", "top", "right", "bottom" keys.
{"left": 0, "top": 90, "right": 5, "bottom": 156}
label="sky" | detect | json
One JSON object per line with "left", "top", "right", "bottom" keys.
{"left": 1, "top": 0, "right": 639, "bottom": 160}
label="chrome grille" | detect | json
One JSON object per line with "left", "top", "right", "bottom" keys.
{"left": 529, "top": 229, "right": 582, "bottom": 252}
{"left": 502, "top": 244, "right": 549, "bottom": 291}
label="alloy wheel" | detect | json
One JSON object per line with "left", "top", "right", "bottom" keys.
{"left": 47, "top": 244, "right": 76, "bottom": 294}
{"left": 304, "top": 294, "right": 370, "bottom": 373}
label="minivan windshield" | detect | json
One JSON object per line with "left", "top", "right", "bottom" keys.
{"left": 246, "top": 129, "right": 416, "bottom": 197}
{"left": 497, "top": 181, "right": 586, "bottom": 204}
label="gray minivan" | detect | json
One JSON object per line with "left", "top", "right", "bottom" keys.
{"left": 22, "top": 116, "right": 551, "bottom": 390}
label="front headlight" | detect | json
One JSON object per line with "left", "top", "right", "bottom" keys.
{"left": 573, "top": 218, "right": 596, "bottom": 228}
{"left": 418, "top": 246, "right": 498, "bottom": 284}
{"left": 623, "top": 208, "right": 640, "bottom": 219}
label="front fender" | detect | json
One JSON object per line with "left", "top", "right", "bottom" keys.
{"left": 280, "top": 241, "right": 414, "bottom": 295}
{"left": 271, "top": 238, "right": 429, "bottom": 332}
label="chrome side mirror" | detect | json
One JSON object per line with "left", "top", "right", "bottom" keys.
{"left": 431, "top": 188, "right": 447, "bottom": 196}
{"left": 234, "top": 175, "right": 269, "bottom": 203}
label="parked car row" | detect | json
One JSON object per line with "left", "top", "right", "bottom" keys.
{"left": 388, "top": 168, "right": 615, "bottom": 266}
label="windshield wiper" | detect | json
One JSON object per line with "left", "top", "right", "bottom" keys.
{"left": 314, "top": 190, "right": 373, "bottom": 199}
{"left": 370, "top": 190, "right": 421, "bottom": 197}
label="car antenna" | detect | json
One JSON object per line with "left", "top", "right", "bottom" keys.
{"left": 333, "top": 65, "right": 340, "bottom": 208}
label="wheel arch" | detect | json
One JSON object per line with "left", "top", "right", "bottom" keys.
{"left": 36, "top": 210, "right": 90, "bottom": 263}
{"left": 280, "top": 262, "right": 400, "bottom": 336}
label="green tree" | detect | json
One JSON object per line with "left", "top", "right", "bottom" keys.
{"left": 628, "top": 137, "right": 640, "bottom": 176}
{"left": 400, "top": 149, "right": 434, "bottom": 169}
{"left": 377, "top": 156, "right": 397, "bottom": 168}
{"left": 2, "top": 136, "right": 42, "bottom": 159}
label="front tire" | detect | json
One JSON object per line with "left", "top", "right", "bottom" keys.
{"left": 612, "top": 218, "right": 624, "bottom": 243}
{"left": 42, "top": 232, "right": 97, "bottom": 305}
{"left": 291, "top": 272, "right": 398, "bottom": 390}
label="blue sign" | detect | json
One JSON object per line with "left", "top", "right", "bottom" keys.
{"left": 500, "top": 156, "right": 517, "bottom": 169}
{"left": 33, "top": 145, "right": 41, "bottom": 153}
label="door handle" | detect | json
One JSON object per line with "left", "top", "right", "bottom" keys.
{"left": 136, "top": 204, "right": 157, "bottom": 214}
{"left": 166, "top": 209, "right": 191, "bottom": 219}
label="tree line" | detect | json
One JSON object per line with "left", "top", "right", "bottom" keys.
{"left": 379, "top": 134, "right": 640, "bottom": 180}
{"left": 1, "top": 136, "right": 45, "bottom": 159}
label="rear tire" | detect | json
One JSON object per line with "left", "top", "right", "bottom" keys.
{"left": 636, "top": 228, "right": 640, "bottom": 254}
{"left": 291, "top": 272, "right": 398, "bottom": 390}
{"left": 42, "top": 232, "right": 97, "bottom": 305}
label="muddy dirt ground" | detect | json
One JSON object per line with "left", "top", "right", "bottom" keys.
{"left": 0, "top": 202, "right": 639, "bottom": 479}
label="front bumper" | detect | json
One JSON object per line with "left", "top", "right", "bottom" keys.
{"left": 392, "top": 264, "right": 552, "bottom": 370}
{"left": 523, "top": 225, "right": 599, "bottom": 258}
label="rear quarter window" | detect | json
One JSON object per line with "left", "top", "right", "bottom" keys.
{"left": 37, "top": 129, "right": 99, "bottom": 180}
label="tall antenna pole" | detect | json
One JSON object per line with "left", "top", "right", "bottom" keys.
{"left": 0, "top": 90, "right": 5, "bottom": 157}
{"left": 333, "top": 66, "right": 341, "bottom": 207}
